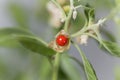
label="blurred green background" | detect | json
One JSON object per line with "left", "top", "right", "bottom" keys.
{"left": 0, "top": 0, "right": 120, "bottom": 80}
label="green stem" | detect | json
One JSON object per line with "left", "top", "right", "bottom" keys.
{"left": 83, "top": 33, "right": 99, "bottom": 41}
{"left": 72, "top": 43, "right": 86, "bottom": 70}
{"left": 52, "top": 53, "right": 61, "bottom": 80}
{"left": 94, "top": 29, "right": 103, "bottom": 44}
{"left": 73, "top": 42, "right": 82, "bottom": 58}
{"left": 64, "top": 0, "right": 74, "bottom": 32}
{"left": 71, "top": 27, "right": 88, "bottom": 37}
{"left": 72, "top": 29, "right": 102, "bottom": 43}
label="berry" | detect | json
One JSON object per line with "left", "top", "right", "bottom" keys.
{"left": 63, "top": 5, "right": 70, "bottom": 13}
{"left": 56, "top": 35, "right": 69, "bottom": 46}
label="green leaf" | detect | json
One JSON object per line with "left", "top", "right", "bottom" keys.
{"left": 70, "top": 13, "right": 85, "bottom": 34}
{"left": 115, "top": 0, "right": 120, "bottom": 6}
{"left": 74, "top": 44, "right": 98, "bottom": 80}
{"left": 0, "top": 28, "right": 31, "bottom": 36}
{"left": 61, "top": 53, "right": 82, "bottom": 80}
{"left": 16, "top": 35, "right": 56, "bottom": 56}
{"left": 35, "top": 0, "right": 49, "bottom": 21}
{"left": 61, "top": 54, "right": 82, "bottom": 80}
{"left": 0, "top": 60, "right": 7, "bottom": 77}
{"left": 9, "top": 3, "right": 29, "bottom": 29}
{"left": 114, "top": 3, "right": 120, "bottom": 42}
{"left": 84, "top": 4, "right": 95, "bottom": 24}
{"left": 39, "top": 57, "right": 52, "bottom": 80}
{"left": 102, "top": 40, "right": 120, "bottom": 57}
{"left": 115, "top": 66, "right": 120, "bottom": 80}
{"left": 58, "top": 68, "right": 69, "bottom": 80}
{"left": 0, "top": 28, "right": 32, "bottom": 47}
{"left": 39, "top": 56, "right": 69, "bottom": 80}
{"left": 69, "top": 56, "right": 84, "bottom": 70}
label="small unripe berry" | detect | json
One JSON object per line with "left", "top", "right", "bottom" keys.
{"left": 63, "top": 5, "right": 70, "bottom": 13}
{"left": 56, "top": 35, "right": 69, "bottom": 46}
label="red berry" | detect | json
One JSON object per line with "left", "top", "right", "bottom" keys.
{"left": 56, "top": 35, "right": 69, "bottom": 46}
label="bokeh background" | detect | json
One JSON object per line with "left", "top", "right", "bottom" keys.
{"left": 0, "top": 0, "right": 120, "bottom": 80}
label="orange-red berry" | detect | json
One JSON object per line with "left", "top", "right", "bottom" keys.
{"left": 56, "top": 35, "right": 69, "bottom": 46}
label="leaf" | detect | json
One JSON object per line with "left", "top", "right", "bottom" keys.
{"left": 0, "top": 60, "right": 7, "bottom": 76}
{"left": 39, "top": 56, "right": 69, "bottom": 80}
{"left": 61, "top": 54, "right": 82, "bottom": 80}
{"left": 70, "top": 13, "right": 85, "bottom": 34}
{"left": 114, "top": 2, "right": 120, "bottom": 42}
{"left": 114, "top": 0, "right": 120, "bottom": 24}
{"left": 115, "top": 66, "right": 120, "bottom": 80}
{"left": 35, "top": 0, "right": 49, "bottom": 21}
{"left": 16, "top": 35, "right": 56, "bottom": 56}
{"left": 69, "top": 56, "right": 84, "bottom": 70}
{"left": 74, "top": 44, "right": 98, "bottom": 80}
{"left": 84, "top": 4, "right": 95, "bottom": 25}
{"left": 0, "top": 28, "right": 32, "bottom": 47}
{"left": 39, "top": 57, "right": 52, "bottom": 80}
{"left": 102, "top": 40, "right": 120, "bottom": 57}
{"left": 9, "top": 3, "right": 29, "bottom": 29}
{"left": 68, "top": 56, "right": 87, "bottom": 80}
{"left": 58, "top": 68, "right": 69, "bottom": 80}
{"left": 0, "top": 28, "right": 31, "bottom": 36}
{"left": 115, "top": 0, "right": 120, "bottom": 6}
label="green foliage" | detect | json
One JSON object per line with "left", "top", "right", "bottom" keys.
{"left": 114, "top": 0, "right": 120, "bottom": 25}
{"left": 115, "top": 0, "right": 120, "bottom": 6}
{"left": 102, "top": 41, "right": 120, "bottom": 57}
{"left": 70, "top": 13, "right": 85, "bottom": 34}
{"left": 9, "top": 4, "right": 29, "bottom": 29}
{"left": 39, "top": 57, "right": 52, "bottom": 80}
{"left": 35, "top": 0, "right": 49, "bottom": 21}
{"left": 114, "top": 0, "right": 120, "bottom": 42}
{"left": 61, "top": 54, "right": 82, "bottom": 80}
{"left": 74, "top": 44, "right": 98, "bottom": 80}
{"left": 16, "top": 35, "right": 56, "bottom": 56}
{"left": 0, "top": 0, "right": 120, "bottom": 80}
{"left": 115, "top": 66, "right": 120, "bottom": 80}
{"left": 84, "top": 4, "right": 95, "bottom": 25}
{"left": 0, "top": 28, "right": 32, "bottom": 47}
